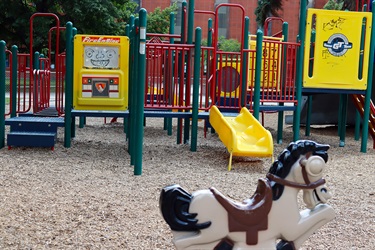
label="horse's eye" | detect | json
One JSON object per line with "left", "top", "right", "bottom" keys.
{"left": 320, "top": 188, "right": 327, "bottom": 193}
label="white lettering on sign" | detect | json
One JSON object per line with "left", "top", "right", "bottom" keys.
{"left": 82, "top": 36, "right": 120, "bottom": 43}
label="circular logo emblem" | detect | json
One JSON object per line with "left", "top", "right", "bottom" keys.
{"left": 323, "top": 33, "right": 353, "bottom": 57}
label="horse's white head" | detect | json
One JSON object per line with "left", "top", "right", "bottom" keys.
{"left": 267, "top": 140, "right": 332, "bottom": 210}
{"left": 293, "top": 155, "right": 332, "bottom": 209}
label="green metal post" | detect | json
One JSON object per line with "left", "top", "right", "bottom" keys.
{"left": 183, "top": 0, "right": 195, "bottom": 143}
{"left": 177, "top": 1, "right": 187, "bottom": 144}
{"left": 190, "top": 27, "right": 201, "bottom": 152}
{"left": 253, "top": 30, "right": 263, "bottom": 120}
{"left": 338, "top": 94, "right": 348, "bottom": 147}
{"left": 360, "top": 2, "right": 375, "bottom": 152}
{"left": 277, "top": 22, "right": 289, "bottom": 143}
{"left": 125, "top": 16, "right": 134, "bottom": 139}
{"left": 127, "top": 15, "right": 135, "bottom": 141}
{"left": 34, "top": 52, "right": 40, "bottom": 69}
{"left": 305, "top": 96, "right": 312, "bottom": 136}
{"left": 165, "top": 12, "right": 175, "bottom": 136}
{"left": 0, "top": 40, "right": 5, "bottom": 149}
{"left": 184, "top": 3, "right": 194, "bottom": 144}
{"left": 78, "top": 116, "right": 85, "bottom": 128}
{"left": 241, "top": 17, "right": 249, "bottom": 107}
{"left": 134, "top": 9, "right": 147, "bottom": 175}
{"left": 337, "top": 102, "right": 343, "bottom": 138}
{"left": 125, "top": 24, "right": 130, "bottom": 37}
{"left": 353, "top": 16, "right": 367, "bottom": 141}
{"left": 207, "top": 19, "right": 215, "bottom": 134}
{"left": 64, "top": 22, "right": 73, "bottom": 148}
{"left": 130, "top": 17, "right": 139, "bottom": 166}
{"left": 181, "top": 1, "right": 187, "bottom": 44}
{"left": 293, "top": 0, "right": 308, "bottom": 141}
{"left": 123, "top": 24, "right": 130, "bottom": 135}
{"left": 11, "top": 45, "right": 17, "bottom": 118}
{"left": 305, "top": 30, "right": 315, "bottom": 137}
{"left": 71, "top": 27, "right": 77, "bottom": 138}
{"left": 354, "top": 110, "right": 361, "bottom": 140}
{"left": 207, "top": 19, "right": 212, "bottom": 47}
{"left": 187, "top": 0, "right": 194, "bottom": 44}
{"left": 169, "top": 13, "right": 175, "bottom": 52}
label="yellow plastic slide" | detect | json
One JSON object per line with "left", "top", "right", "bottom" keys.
{"left": 209, "top": 105, "right": 273, "bottom": 171}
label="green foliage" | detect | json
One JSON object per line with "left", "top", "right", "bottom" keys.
{"left": 59, "top": 0, "right": 137, "bottom": 35}
{"left": 323, "top": 0, "right": 344, "bottom": 10}
{"left": 201, "top": 37, "right": 240, "bottom": 52}
{"left": 146, "top": 3, "right": 178, "bottom": 34}
{"left": 0, "top": 1, "right": 35, "bottom": 51}
{"left": 254, "top": 0, "right": 283, "bottom": 27}
{"left": 0, "top": 0, "right": 138, "bottom": 52}
{"left": 217, "top": 36, "right": 241, "bottom": 52}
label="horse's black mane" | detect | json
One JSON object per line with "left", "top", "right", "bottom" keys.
{"left": 268, "top": 140, "right": 330, "bottom": 200}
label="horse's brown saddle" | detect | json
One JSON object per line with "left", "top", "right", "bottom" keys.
{"left": 209, "top": 178, "right": 273, "bottom": 245}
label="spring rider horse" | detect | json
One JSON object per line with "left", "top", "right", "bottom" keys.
{"left": 159, "top": 140, "right": 335, "bottom": 250}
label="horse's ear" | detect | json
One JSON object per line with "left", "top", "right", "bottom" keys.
{"left": 312, "top": 142, "right": 329, "bottom": 161}
{"left": 317, "top": 143, "right": 330, "bottom": 152}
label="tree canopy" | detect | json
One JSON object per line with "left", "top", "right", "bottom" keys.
{"left": 254, "top": 0, "right": 359, "bottom": 27}
{"left": 0, "top": 0, "right": 138, "bottom": 52}
{"left": 254, "top": 0, "right": 283, "bottom": 27}
{"left": 146, "top": 3, "right": 178, "bottom": 34}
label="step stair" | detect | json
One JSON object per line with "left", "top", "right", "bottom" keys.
{"left": 7, "top": 131, "right": 57, "bottom": 149}
{"left": 5, "top": 116, "right": 64, "bottom": 149}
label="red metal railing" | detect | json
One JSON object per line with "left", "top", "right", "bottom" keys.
{"left": 356, "top": 0, "right": 371, "bottom": 11}
{"left": 6, "top": 52, "right": 65, "bottom": 116}
{"left": 214, "top": 51, "right": 243, "bottom": 110}
{"left": 33, "top": 57, "right": 51, "bottom": 113}
{"left": 198, "top": 46, "right": 215, "bottom": 111}
{"left": 16, "top": 54, "right": 32, "bottom": 114}
{"left": 264, "top": 17, "right": 284, "bottom": 38}
{"left": 145, "top": 42, "right": 194, "bottom": 110}
{"left": 55, "top": 52, "right": 66, "bottom": 115}
{"left": 245, "top": 39, "right": 299, "bottom": 110}
{"left": 144, "top": 38, "right": 299, "bottom": 113}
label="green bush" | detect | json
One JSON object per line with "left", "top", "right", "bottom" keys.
{"left": 323, "top": 0, "right": 344, "bottom": 10}
{"left": 217, "top": 36, "right": 241, "bottom": 52}
{"left": 202, "top": 37, "right": 241, "bottom": 52}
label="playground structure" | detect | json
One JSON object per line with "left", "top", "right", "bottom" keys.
{"left": 1, "top": 1, "right": 375, "bottom": 175}
{"left": 302, "top": 8, "right": 375, "bottom": 149}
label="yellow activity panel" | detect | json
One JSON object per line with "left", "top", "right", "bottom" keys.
{"left": 73, "top": 35, "right": 129, "bottom": 110}
{"left": 304, "top": 9, "right": 372, "bottom": 90}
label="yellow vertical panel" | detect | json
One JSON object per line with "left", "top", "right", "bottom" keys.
{"left": 304, "top": 9, "right": 372, "bottom": 90}
{"left": 248, "top": 35, "right": 283, "bottom": 89}
{"left": 73, "top": 35, "right": 130, "bottom": 110}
